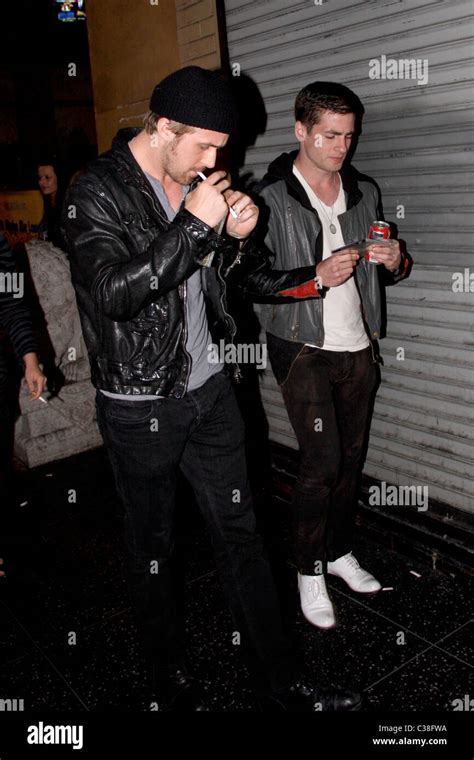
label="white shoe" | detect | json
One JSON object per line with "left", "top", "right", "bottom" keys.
{"left": 327, "top": 553, "right": 381, "bottom": 593}
{"left": 298, "top": 573, "right": 336, "bottom": 629}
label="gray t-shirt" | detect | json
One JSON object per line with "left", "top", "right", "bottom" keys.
{"left": 101, "top": 172, "right": 222, "bottom": 400}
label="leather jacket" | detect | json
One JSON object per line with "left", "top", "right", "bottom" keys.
{"left": 256, "top": 151, "right": 409, "bottom": 349}
{"left": 61, "top": 129, "right": 319, "bottom": 398}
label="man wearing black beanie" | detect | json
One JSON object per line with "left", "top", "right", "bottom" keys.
{"left": 61, "top": 66, "right": 360, "bottom": 712}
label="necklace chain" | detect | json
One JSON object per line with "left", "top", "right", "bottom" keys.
{"left": 315, "top": 176, "right": 340, "bottom": 234}
{"left": 317, "top": 200, "right": 337, "bottom": 234}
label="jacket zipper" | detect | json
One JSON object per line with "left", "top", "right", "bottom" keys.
{"left": 223, "top": 248, "right": 242, "bottom": 275}
{"left": 135, "top": 179, "right": 172, "bottom": 226}
{"left": 352, "top": 266, "right": 378, "bottom": 363}
{"left": 286, "top": 204, "right": 301, "bottom": 340}
{"left": 310, "top": 206, "right": 325, "bottom": 345}
{"left": 179, "top": 279, "right": 193, "bottom": 394}
{"left": 287, "top": 203, "right": 325, "bottom": 343}
{"left": 216, "top": 255, "right": 243, "bottom": 382}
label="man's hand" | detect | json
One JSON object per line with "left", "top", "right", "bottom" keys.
{"left": 366, "top": 239, "right": 401, "bottom": 271}
{"left": 223, "top": 189, "right": 259, "bottom": 239}
{"left": 185, "top": 170, "right": 230, "bottom": 228}
{"left": 23, "top": 352, "right": 47, "bottom": 401}
{"left": 316, "top": 250, "right": 359, "bottom": 287}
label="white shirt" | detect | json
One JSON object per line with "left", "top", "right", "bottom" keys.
{"left": 292, "top": 164, "right": 369, "bottom": 352}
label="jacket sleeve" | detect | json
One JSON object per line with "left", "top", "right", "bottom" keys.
{"left": 382, "top": 247, "right": 412, "bottom": 284}
{"left": 225, "top": 234, "right": 322, "bottom": 300}
{"left": 223, "top": 191, "right": 322, "bottom": 301}
{"left": 61, "top": 181, "right": 230, "bottom": 321}
{"left": 366, "top": 178, "right": 412, "bottom": 285}
{"left": 0, "top": 235, "right": 38, "bottom": 361}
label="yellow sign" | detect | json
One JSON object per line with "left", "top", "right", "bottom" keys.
{"left": 0, "top": 190, "right": 44, "bottom": 247}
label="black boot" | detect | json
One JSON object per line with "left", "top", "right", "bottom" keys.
{"left": 152, "top": 663, "right": 211, "bottom": 712}
{"left": 258, "top": 677, "right": 361, "bottom": 712}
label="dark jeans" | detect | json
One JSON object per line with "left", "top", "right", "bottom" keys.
{"left": 96, "top": 369, "right": 295, "bottom": 692}
{"left": 280, "top": 345, "right": 377, "bottom": 575}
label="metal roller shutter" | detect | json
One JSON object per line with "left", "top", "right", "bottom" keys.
{"left": 223, "top": 0, "right": 474, "bottom": 512}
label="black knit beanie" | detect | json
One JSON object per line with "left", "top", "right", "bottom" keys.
{"left": 149, "top": 66, "right": 239, "bottom": 134}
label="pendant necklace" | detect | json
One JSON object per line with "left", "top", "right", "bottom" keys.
{"left": 316, "top": 200, "right": 337, "bottom": 234}
{"left": 316, "top": 176, "right": 339, "bottom": 234}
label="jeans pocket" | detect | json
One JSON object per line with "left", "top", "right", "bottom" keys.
{"left": 101, "top": 398, "right": 155, "bottom": 426}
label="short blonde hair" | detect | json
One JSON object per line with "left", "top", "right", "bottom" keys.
{"left": 143, "top": 111, "right": 195, "bottom": 137}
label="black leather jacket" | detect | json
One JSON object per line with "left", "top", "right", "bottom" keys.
{"left": 61, "top": 129, "right": 318, "bottom": 397}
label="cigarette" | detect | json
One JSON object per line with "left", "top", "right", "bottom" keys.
{"left": 197, "top": 171, "right": 238, "bottom": 218}
{"left": 409, "top": 570, "right": 421, "bottom": 578}
{"left": 38, "top": 395, "right": 48, "bottom": 404}
{"left": 382, "top": 587, "right": 394, "bottom": 591}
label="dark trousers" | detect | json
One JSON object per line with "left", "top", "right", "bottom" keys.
{"left": 96, "top": 369, "right": 295, "bottom": 692}
{"left": 280, "top": 345, "right": 377, "bottom": 575}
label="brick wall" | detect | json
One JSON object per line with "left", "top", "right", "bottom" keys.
{"left": 175, "top": 0, "right": 222, "bottom": 69}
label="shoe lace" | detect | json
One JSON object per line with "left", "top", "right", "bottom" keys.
{"left": 307, "top": 578, "right": 329, "bottom": 601}
{"left": 344, "top": 553, "right": 360, "bottom": 571}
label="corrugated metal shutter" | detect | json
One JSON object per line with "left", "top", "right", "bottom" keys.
{"left": 223, "top": 0, "right": 474, "bottom": 512}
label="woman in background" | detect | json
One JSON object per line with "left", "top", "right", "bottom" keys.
{"left": 37, "top": 161, "right": 66, "bottom": 247}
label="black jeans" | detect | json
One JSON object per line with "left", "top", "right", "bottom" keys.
{"left": 280, "top": 345, "right": 377, "bottom": 575}
{"left": 96, "top": 369, "right": 295, "bottom": 692}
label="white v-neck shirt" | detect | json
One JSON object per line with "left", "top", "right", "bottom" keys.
{"left": 293, "top": 164, "right": 369, "bottom": 352}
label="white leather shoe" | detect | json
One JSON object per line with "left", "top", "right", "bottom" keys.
{"left": 327, "top": 553, "right": 381, "bottom": 593}
{"left": 298, "top": 573, "right": 336, "bottom": 629}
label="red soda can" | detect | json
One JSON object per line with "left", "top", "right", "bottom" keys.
{"left": 366, "top": 220, "right": 390, "bottom": 262}
{"left": 368, "top": 221, "right": 390, "bottom": 240}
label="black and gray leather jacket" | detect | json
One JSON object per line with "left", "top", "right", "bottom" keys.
{"left": 255, "top": 151, "right": 409, "bottom": 350}
{"left": 61, "top": 130, "right": 319, "bottom": 398}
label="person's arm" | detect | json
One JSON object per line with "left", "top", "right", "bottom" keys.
{"left": 217, "top": 189, "right": 320, "bottom": 299}
{"left": 0, "top": 235, "right": 47, "bottom": 400}
{"left": 0, "top": 236, "right": 38, "bottom": 357}
{"left": 379, "top": 245, "right": 411, "bottom": 283}
{"left": 363, "top": 181, "right": 412, "bottom": 284}
{"left": 22, "top": 352, "right": 46, "bottom": 400}
{"left": 221, "top": 191, "right": 361, "bottom": 300}
{"left": 365, "top": 239, "right": 411, "bottom": 283}
{"left": 62, "top": 178, "right": 233, "bottom": 322}
{"left": 225, "top": 234, "right": 322, "bottom": 300}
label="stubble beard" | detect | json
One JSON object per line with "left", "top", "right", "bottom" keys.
{"left": 163, "top": 136, "right": 191, "bottom": 186}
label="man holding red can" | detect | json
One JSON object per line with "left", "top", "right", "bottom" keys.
{"left": 255, "top": 81, "right": 409, "bottom": 629}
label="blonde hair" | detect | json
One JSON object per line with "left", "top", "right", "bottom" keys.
{"left": 143, "top": 112, "right": 195, "bottom": 137}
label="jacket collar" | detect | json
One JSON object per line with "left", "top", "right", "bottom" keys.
{"left": 109, "top": 128, "right": 201, "bottom": 198}
{"left": 110, "top": 128, "right": 151, "bottom": 190}
{"left": 261, "top": 150, "right": 363, "bottom": 210}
